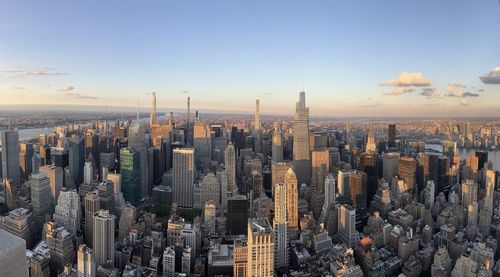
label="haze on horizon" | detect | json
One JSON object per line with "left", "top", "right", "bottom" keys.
{"left": 1, "top": 0, "right": 499, "bottom": 117}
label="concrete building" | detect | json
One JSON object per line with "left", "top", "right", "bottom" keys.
{"left": 292, "top": 91, "right": 311, "bottom": 186}
{"left": 77, "top": 244, "right": 96, "bottom": 277}
{"left": 93, "top": 209, "right": 115, "bottom": 266}
{"left": 53, "top": 189, "right": 81, "bottom": 236}
{"left": 0, "top": 229, "right": 27, "bottom": 277}
{"left": 172, "top": 148, "right": 195, "bottom": 208}
{"left": 247, "top": 218, "right": 274, "bottom": 277}
{"left": 273, "top": 183, "right": 289, "bottom": 269}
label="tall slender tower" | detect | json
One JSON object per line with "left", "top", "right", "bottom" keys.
{"left": 284, "top": 168, "right": 298, "bottom": 233}
{"left": 224, "top": 143, "right": 236, "bottom": 192}
{"left": 292, "top": 91, "right": 310, "bottom": 185}
{"left": 186, "top": 96, "right": 191, "bottom": 145}
{"left": 1, "top": 130, "right": 21, "bottom": 187}
{"left": 273, "top": 183, "right": 289, "bottom": 269}
{"left": 255, "top": 99, "right": 260, "bottom": 130}
{"left": 84, "top": 191, "right": 100, "bottom": 248}
{"left": 93, "top": 209, "right": 115, "bottom": 266}
{"left": 150, "top": 92, "right": 157, "bottom": 127}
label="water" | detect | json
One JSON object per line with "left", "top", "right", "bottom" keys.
{"left": 426, "top": 144, "right": 500, "bottom": 171}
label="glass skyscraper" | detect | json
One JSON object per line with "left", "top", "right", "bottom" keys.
{"left": 120, "top": 148, "right": 141, "bottom": 206}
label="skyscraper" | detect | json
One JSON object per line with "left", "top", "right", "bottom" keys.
{"left": 271, "top": 162, "right": 292, "bottom": 197}
{"left": 0, "top": 229, "right": 27, "bottom": 277}
{"left": 247, "top": 218, "right": 274, "bottom": 277}
{"left": 53, "top": 189, "right": 81, "bottom": 237}
{"left": 1, "top": 130, "right": 21, "bottom": 187}
{"left": 163, "top": 246, "right": 175, "bottom": 277}
{"left": 272, "top": 122, "right": 283, "bottom": 162}
{"left": 311, "top": 148, "right": 329, "bottom": 192}
{"left": 69, "top": 136, "right": 85, "bottom": 186}
{"left": 324, "top": 174, "right": 336, "bottom": 209}
{"left": 233, "top": 238, "right": 248, "bottom": 277}
{"left": 45, "top": 220, "right": 75, "bottom": 274}
{"left": 398, "top": 157, "right": 417, "bottom": 190}
{"left": 0, "top": 208, "right": 33, "bottom": 248}
{"left": 30, "top": 172, "right": 52, "bottom": 233}
{"left": 193, "top": 121, "right": 211, "bottom": 169}
{"left": 273, "top": 183, "right": 289, "bottom": 269}
{"left": 284, "top": 168, "right": 298, "bottom": 232}
{"left": 77, "top": 244, "right": 96, "bottom": 277}
{"left": 388, "top": 124, "right": 396, "bottom": 148}
{"left": 84, "top": 191, "right": 100, "bottom": 248}
{"left": 119, "top": 148, "right": 141, "bottom": 206}
{"left": 227, "top": 195, "right": 248, "bottom": 235}
{"left": 349, "top": 170, "right": 367, "bottom": 227}
{"left": 292, "top": 91, "right": 311, "bottom": 186}
{"left": 365, "top": 127, "right": 376, "bottom": 153}
{"left": 39, "top": 165, "right": 63, "bottom": 208}
{"left": 150, "top": 91, "right": 157, "bottom": 127}
{"left": 172, "top": 148, "right": 195, "bottom": 208}
{"left": 93, "top": 209, "right": 115, "bottom": 266}
{"left": 224, "top": 143, "right": 236, "bottom": 192}
{"left": 119, "top": 203, "right": 136, "bottom": 239}
{"left": 338, "top": 204, "right": 357, "bottom": 247}
{"left": 19, "top": 143, "right": 33, "bottom": 180}
{"left": 255, "top": 99, "right": 260, "bottom": 131}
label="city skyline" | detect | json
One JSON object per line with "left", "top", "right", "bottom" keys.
{"left": 1, "top": 0, "right": 500, "bottom": 117}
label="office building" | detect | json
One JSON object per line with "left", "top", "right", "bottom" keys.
{"left": 388, "top": 124, "right": 396, "bottom": 148}
{"left": 53, "top": 189, "right": 81, "bottom": 236}
{"left": 77, "top": 244, "right": 96, "bottom": 277}
{"left": 271, "top": 162, "right": 292, "bottom": 197}
{"left": 163, "top": 246, "right": 175, "bottom": 277}
{"left": 284, "top": 168, "right": 299, "bottom": 231}
{"left": 172, "top": 148, "right": 195, "bottom": 208}
{"left": 30, "top": 172, "right": 52, "bottom": 233}
{"left": 46, "top": 220, "right": 75, "bottom": 274}
{"left": 233, "top": 237, "right": 248, "bottom": 277}
{"left": 68, "top": 136, "right": 85, "bottom": 186}
{"left": 93, "top": 209, "right": 115, "bottom": 266}
{"left": 118, "top": 203, "right": 136, "bottom": 239}
{"left": 382, "top": 152, "right": 400, "bottom": 183}
{"left": 292, "top": 91, "right": 311, "bottom": 186}
{"left": 0, "top": 208, "right": 33, "bottom": 248}
{"left": 398, "top": 157, "right": 417, "bottom": 190}
{"left": 311, "top": 148, "right": 329, "bottom": 192}
{"left": 227, "top": 194, "right": 248, "bottom": 235}
{"left": 272, "top": 122, "right": 283, "bottom": 162}
{"left": 84, "top": 191, "right": 100, "bottom": 248}
{"left": 338, "top": 204, "right": 357, "bottom": 247}
{"left": 273, "top": 183, "right": 289, "bottom": 269}
{"left": 193, "top": 121, "right": 211, "bottom": 169}
{"left": 224, "top": 143, "right": 236, "bottom": 191}
{"left": 39, "top": 165, "right": 63, "bottom": 208}
{"left": 97, "top": 180, "right": 115, "bottom": 213}
{"left": 19, "top": 143, "right": 33, "bottom": 180}
{"left": 0, "top": 229, "right": 27, "bottom": 277}
{"left": 1, "top": 130, "right": 21, "bottom": 187}
{"left": 247, "top": 218, "right": 274, "bottom": 277}
{"left": 119, "top": 148, "right": 141, "bottom": 206}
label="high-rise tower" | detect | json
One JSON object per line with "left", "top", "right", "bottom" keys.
{"left": 172, "top": 148, "right": 195, "bottom": 208}
{"left": 93, "top": 209, "right": 115, "bottom": 266}
{"left": 284, "top": 168, "right": 298, "bottom": 232}
{"left": 150, "top": 92, "right": 157, "bottom": 127}
{"left": 255, "top": 99, "right": 260, "bottom": 130}
{"left": 247, "top": 218, "right": 274, "bottom": 276}
{"left": 1, "top": 130, "right": 21, "bottom": 187}
{"left": 273, "top": 183, "right": 289, "bottom": 269}
{"left": 292, "top": 91, "right": 310, "bottom": 185}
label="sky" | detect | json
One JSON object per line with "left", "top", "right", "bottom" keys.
{"left": 1, "top": 0, "right": 499, "bottom": 117}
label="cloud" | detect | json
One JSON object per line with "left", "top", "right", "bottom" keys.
{"left": 460, "top": 99, "right": 469, "bottom": 106}
{"left": 478, "top": 89, "right": 485, "bottom": 92}
{"left": 78, "top": 95, "right": 98, "bottom": 99}
{"left": 380, "top": 72, "right": 431, "bottom": 87}
{"left": 11, "top": 86, "right": 26, "bottom": 90}
{"left": 181, "top": 90, "right": 189, "bottom": 94}
{"left": 444, "top": 82, "right": 478, "bottom": 97}
{"left": 383, "top": 87, "right": 415, "bottom": 96}
{"left": 0, "top": 67, "right": 66, "bottom": 77}
{"left": 479, "top": 67, "right": 500, "bottom": 84}
{"left": 419, "top": 87, "right": 437, "bottom": 97}
{"left": 59, "top": 85, "right": 75, "bottom": 91}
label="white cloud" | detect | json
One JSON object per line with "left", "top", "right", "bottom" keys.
{"left": 382, "top": 87, "right": 415, "bottom": 96}
{"left": 479, "top": 67, "right": 500, "bottom": 84}
{"left": 0, "top": 67, "right": 66, "bottom": 77}
{"left": 445, "top": 82, "right": 479, "bottom": 97}
{"left": 380, "top": 72, "right": 431, "bottom": 87}
{"left": 59, "top": 86, "right": 75, "bottom": 91}
{"left": 460, "top": 99, "right": 469, "bottom": 106}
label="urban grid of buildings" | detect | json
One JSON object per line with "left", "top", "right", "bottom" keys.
{"left": 0, "top": 91, "right": 500, "bottom": 277}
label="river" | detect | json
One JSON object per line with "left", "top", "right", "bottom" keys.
{"left": 426, "top": 144, "right": 500, "bottom": 171}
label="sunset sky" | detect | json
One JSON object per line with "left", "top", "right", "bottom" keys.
{"left": 1, "top": 0, "right": 499, "bottom": 117}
